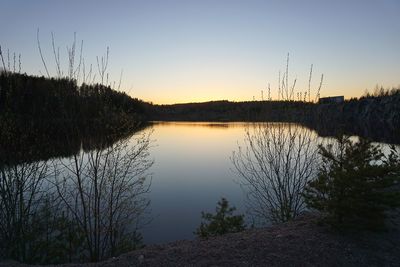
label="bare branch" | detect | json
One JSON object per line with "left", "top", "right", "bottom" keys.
{"left": 37, "top": 29, "right": 50, "bottom": 78}
{"left": 232, "top": 123, "right": 318, "bottom": 224}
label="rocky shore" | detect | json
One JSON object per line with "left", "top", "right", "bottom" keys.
{"left": 2, "top": 213, "right": 399, "bottom": 267}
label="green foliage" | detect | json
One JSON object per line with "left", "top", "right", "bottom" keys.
{"left": 303, "top": 136, "right": 400, "bottom": 230}
{"left": 195, "top": 198, "right": 246, "bottom": 238}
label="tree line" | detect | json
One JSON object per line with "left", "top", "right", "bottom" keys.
{"left": 0, "top": 72, "right": 150, "bottom": 165}
{"left": 0, "top": 71, "right": 148, "bottom": 124}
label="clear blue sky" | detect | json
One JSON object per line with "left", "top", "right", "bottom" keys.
{"left": 1, "top": 0, "right": 399, "bottom": 103}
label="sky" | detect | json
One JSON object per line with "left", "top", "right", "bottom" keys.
{"left": 1, "top": 0, "right": 399, "bottom": 104}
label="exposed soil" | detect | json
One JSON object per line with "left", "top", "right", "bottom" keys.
{"left": 2, "top": 213, "right": 399, "bottom": 267}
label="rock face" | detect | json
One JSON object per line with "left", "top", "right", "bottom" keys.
{"left": 310, "top": 94, "right": 400, "bottom": 143}
{"left": 315, "top": 94, "right": 400, "bottom": 127}
{"left": 3, "top": 213, "right": 399, "bottom": 267}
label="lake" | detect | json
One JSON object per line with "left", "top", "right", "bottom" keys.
{"left": 142, "top": 122, "right": 252, "bottom": 244}
{"left": 140, "top": 121, "right": 335, "bottom": 244}
{"left": 1, "top": 120, "right": 396, "bottom": 247}
{"left": 139, "top": 121, "right": 398, "bottom": 244}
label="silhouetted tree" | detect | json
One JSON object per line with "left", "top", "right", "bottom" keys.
{"left": 232, "top": 123, "right": 318, "bottom": 224}
{"left": 54, "top": 131, "right": 153, "bottom": 262}
{"left": 0, "top": 160, "right": 47, "bottom": 262}
{"left": 303, "top": 136, "right": 400, "bottom": 230}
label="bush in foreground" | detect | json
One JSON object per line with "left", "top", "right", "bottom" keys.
{"left": 195, "top": 198, "right": 246, "bottom": 238}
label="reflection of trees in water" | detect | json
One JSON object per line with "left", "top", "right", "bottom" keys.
{"left": 0, "top": 129, "right": 153, "bottom": 264}
{"left": 0, "top": 117, "right": 149, "bottom": 166}
{"left": 303, "top": 120, "right": 400, "bottom": 145}
{"left": 0, "top": 69, "right": 150, "bottom": 165}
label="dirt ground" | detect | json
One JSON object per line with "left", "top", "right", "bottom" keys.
{"left": 1, "top": 213, "right": 399, "bottom": 267}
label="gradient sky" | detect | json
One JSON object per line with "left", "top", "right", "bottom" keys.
{"left": 1, "top": 0, "right": 399, "bottom": 104}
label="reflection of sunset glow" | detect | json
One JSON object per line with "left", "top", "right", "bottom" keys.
{"left": 149, "top": 121, "right": 318, "bottom": 153}
{"left": 140, "top": 122, "right": 318, "bottom": 243}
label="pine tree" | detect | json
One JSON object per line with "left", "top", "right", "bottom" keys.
{"left": 195, "top": 198, "right": 246, "bottom": 238}
{"left": 303, "top": 136, "right": 400, "bottom": 230}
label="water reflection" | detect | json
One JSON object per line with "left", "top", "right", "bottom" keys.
{"left": 0, "top": 121, "right": 149, "bottom": 166}
{"left": 152, "top": 121, "right": 254, "bottom": 129}
{"left": 304, "top": 119, "right": 400, "bottom": 145}
{"left": 143, "top": 122, "right": 248, "bottom": 244}
{"left": 142, "top": 121, "right": 399, "bottom": 244}
{"left": 1, "top": 120, "right": 398, "bottom": 254}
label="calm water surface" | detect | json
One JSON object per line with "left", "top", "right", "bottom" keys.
{"left": 134, "top": 121, "right": 396, "bottom": 244}
{"left": 142, "top": 122, "right": 255, "bottom": 244}
{"left": 3, "top": 120, "right": 395, "bottom": 246}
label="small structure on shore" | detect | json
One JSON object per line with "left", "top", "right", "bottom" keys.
{"left": 318, "top": 96, "right": 344, "bottom": 104}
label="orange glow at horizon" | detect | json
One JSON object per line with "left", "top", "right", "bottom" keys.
{"left": 132, "top": 84, "right": 390, "bottom": 105}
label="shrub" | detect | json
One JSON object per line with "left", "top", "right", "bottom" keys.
{"left": 303, "top": 136, "right": 400, "bottom": 230}
{"left": 232, "top": 123, "right": 318, "bottom": 224}
{"left": 195, "top": 198, "right": 246, "bottom": 238}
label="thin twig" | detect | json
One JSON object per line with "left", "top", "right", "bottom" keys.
{"left": 37, "top": 29, "right": 50, "bottom": 77}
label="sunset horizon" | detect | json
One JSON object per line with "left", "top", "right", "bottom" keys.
{"left": 2, "top": 0, "right": 399, "bottom": 105}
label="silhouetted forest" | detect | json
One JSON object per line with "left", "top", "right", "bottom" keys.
{"left": 0, "top": 72, "right": 148, "bottom": 165}
{"left": 1, "top": 71, "right": 399, "bottom": 166}
{"left": 146, "top": 100, "right": 314, "bottom": 122}
{"left": 0, "top": 71, "right": 148, "bottom": 122}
